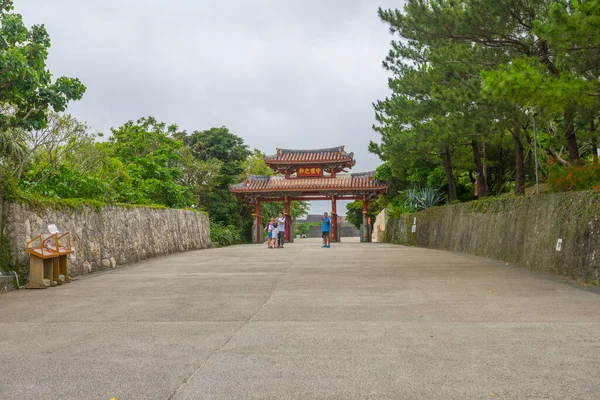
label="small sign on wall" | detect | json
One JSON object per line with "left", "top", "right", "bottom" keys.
{"left": 556, "top": 238, "right": 563, "bottom": 251}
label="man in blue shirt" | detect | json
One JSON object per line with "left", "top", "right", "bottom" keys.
{"left": 322, "top": 212, "right": 331, "bottom": 248}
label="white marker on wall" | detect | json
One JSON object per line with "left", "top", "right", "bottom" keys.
{"left": 556, "top": 238, "right": 563, "bottom": 251}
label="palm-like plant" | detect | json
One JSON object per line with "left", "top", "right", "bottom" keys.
{"left": 406, "top": 187, "right": 445, "bottom": 210}
{"left": 0, "top": 128, "right": 26, "bottom": 165}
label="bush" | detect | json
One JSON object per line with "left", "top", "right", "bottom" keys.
{"left": 387, "top": 203, "right": 418, "bottom": 218}
{"left": 549, "top": 161, "right": 600, "bottom": 192}
{"left": 210, "top": 221, "right": 243, "bottom": 247}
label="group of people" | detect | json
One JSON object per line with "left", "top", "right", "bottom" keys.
{"left": 265, "top": 212, "right": 286, "bottom": 248}
{"left": 264, "top": 212, "right": 332, "bottom": 249}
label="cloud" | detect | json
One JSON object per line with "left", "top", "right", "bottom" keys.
{"left": 16, "top": 0, "right": 403, "bottom": 214}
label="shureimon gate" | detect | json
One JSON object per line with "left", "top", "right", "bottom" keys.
{"left": 229, "top": 146, "right": 388, "bottom": 243}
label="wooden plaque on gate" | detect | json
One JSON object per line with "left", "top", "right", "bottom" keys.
{"left": 297, "top": 166, "right": 323, "bottom": 177}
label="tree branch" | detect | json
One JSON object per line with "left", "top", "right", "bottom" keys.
{"left": 546, "top": 148, "right": 570, "bottom": 166}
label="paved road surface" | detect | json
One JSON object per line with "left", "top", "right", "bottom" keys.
{"left": 1, "top": 238, "right": 599, "bottom": 399}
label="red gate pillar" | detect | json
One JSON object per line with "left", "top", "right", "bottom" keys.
{"left": 284, "top": 197, "right": 291, "bottom": 242}
{"left": 361, "top": 197, "right": 369, "bottom": 242}
{"left": 253, "top": 201, "right": 262, "bottom": 244}
{"left": 331, "top": 195, "right": 338, "bottom": 242}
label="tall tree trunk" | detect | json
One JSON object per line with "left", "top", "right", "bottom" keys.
{"left": 496, "top": 146, "right": 504, "bottom": 195}
{"left": 441, "top": 145, "right": 457, "bottom": 202}
{"left": 511, "top": 119, "right": 525, "bottom": 195}
{"left": 591, "top": 119, "right": 598, "bottom": 162}
{"left": 471, "top": 138, "right": 487, "bottom": 198}
{"left": 564, "top": 110, "right": 580, "bottom": 165}
{"left": 481, "top": 136, "right": 488, "bottom": 186}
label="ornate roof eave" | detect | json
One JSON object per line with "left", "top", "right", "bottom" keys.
{"left": 229, "top": 171, "right": 388, "bottom": 197}
{"left": 263, "top": 145, "right": 355, "bottom": 167}
{"left": 231, "top": 191, "right": 385, "bottom": 202}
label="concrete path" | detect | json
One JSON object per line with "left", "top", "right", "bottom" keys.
{"left": 1, "top": 238, "right": 599, "bottom": 399}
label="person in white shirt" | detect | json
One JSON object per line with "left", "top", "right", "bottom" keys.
{"left": 277, "top": 212, "right": 286, "bottom": 248}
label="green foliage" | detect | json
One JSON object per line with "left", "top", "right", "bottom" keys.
{"left": 345, "top": 201, "right": 363, "bottom": 230}
{"left": 345, "top": 200, "right": 382, "bottom": 230}
{"left": 385, "top": 190, "right": 418, "bottom": 218}
{"left": 0, "top": 128, "right": 26, "bottom": 165}
{"left": 294, "top": 222, "right": 320, "bottom": 237}
{"left": 0, "top": 1, "right": 85, "bottom": 132}
{"left": 8, "top": 111, "right": 258, "bottom": 241}
{"left": 12, "top": 189, "right": 104, "bottom": 212}
{"left": 180, "top": 127, "right": 251, "bottom": 227}
{"left": 0, "top": 169, "right": 17, "bottom": 200}
{"left": 210, "top": 221, "right": 243, "bottom": 247}
{"left": 549, "top": 161, "right": 600, "bottom": 192}
{"left": 20, "top": 164, "right": 109, "bottom": 200}
{"left": 0, "top": 216, "right": 11, "bottom": 272}
{"left": 109, "top": 117, "right": 193, "bottom": 208}
{"left": 482, "top": 57, "right": 597, "bottom": 114}
{"left": 386, "top": 203, "right": 417, "bottom": 219}
{"left": 406, "top": 187, "right": 445, "bottom": 210}
{"left": 374, "top": 0, "right": 600, "bottom": 205}
{"left": 243, "top": 149, "right": 273, "bottom": 176}
{"left": 261, "top": 201, "right": 309, "bottom": 222}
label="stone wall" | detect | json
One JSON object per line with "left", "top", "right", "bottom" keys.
{"left": 0, "top": 275, "right": 13, "bottom": 293}
{"left": 3, "top": 200, "right": 211, "bottom": 277}
{"left": 373, "top": 209, "right": 388, "bottom": 242}
{"left": 385, "top": 191, "right": 600, "bottom": 282}
{"left": 306, "top": 223, "right": 359, "bottom": 238}
{"left": 338, "top": 223, "right": 360, "bottom": 237}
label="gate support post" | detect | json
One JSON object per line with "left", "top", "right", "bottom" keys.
{"left": 284, "top": 197, "right": 292, "bottom": 243}
{"left": 361, "top": 197, "right": 371, "bottom": 243}
{"left": 253, "top": 200, "right": 262, "bottom": 244}
{"left": 331, "top": 195, "right": 338, "bottom": 243}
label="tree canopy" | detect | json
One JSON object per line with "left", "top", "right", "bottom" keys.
{"left": 0, "top": 0, "right": 85, "bottom": 132}
{"left": 369, "top": 0, "right": 600, "bottom": 214}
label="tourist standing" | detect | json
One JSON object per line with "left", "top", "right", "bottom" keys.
{"left": 267, "top": 218, "right": 276, "bottom": 248}
{"left": 277, "top": 211, "right": 286, "bottom": 248}
{"left": 270, "top": 218, "right": 279, "bottom": 249}
{"left": 265, "top": 219, "right": 271, "bottom": 248}
{"left": 322, "top": 212, "right": 331, "bottom": 248}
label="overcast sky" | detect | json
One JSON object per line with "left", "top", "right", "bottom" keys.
{"left": 16, "top": 0, "right": 402, "bottom": 215}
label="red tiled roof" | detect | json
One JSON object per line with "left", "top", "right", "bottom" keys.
{"left": 264, "top": 146, "right": 355, "bottom": 166}
{"left": 230, "top": 171, "right": 387, "bottom": 194}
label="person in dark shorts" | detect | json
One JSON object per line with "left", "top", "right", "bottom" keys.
{"left": 277, "top": 211, "right": 286, "bottom": 248}
{"left": 322, "top": 212, "right": 331, "bottom": 248}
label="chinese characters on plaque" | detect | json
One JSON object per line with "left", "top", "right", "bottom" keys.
{"left": 297, "top": 166, "right": 323, "bottom": 177}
